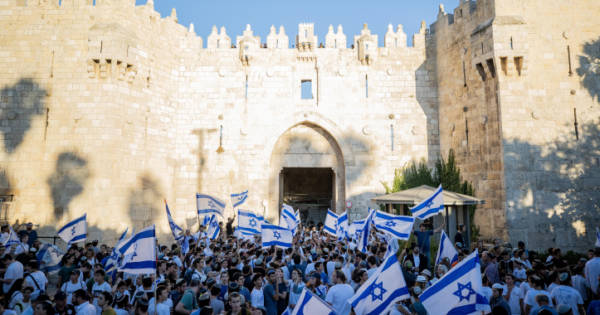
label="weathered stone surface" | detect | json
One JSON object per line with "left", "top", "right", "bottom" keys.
{"left": 0, "top": 0, "right": 598, "bottom": 250}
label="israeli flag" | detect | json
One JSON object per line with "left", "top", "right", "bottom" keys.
{"left": 420, "top": 250, "right": 491, "bottom": 315}
{"left": 596, "top": 227, "right": 600, "bottom": 248}
{"left": 3, "top": 227, "right": 20, "bottom": 248}
{"left": 349, "top": 219, "right": 365, "bottom": 240}
{"left": 385, "top": 236, "right": 400, "bottom": 258}
{"left": 231, "top": 190, "right": 248, "bottom": 208}
{"left": 201, "top": 215, "right": 212, "bottom": 226}
{"left": 238, "top": 209, "right": 262, "bottom": 235}
{"left": 196, "top": 193, "right": 226, "bottom": 216}
{"left": 261, "top": 224, "right": 292, "bottom": 249}
{"left": 337, "top": 211, "right": 349, "bottom": 240}
{"left": 207, "top": 215, "right": 220, "bottom": 240}
{"left": 36, "top": 243, "right": 64, "bottom": 274}
{"left": 280, "top": 204, "right": 299, "bottom": 233}
{"left": 410, "top": 185, "right": 445, "bottom": 220}
{"left": 435, "top": 230, "right": 459, "bottom": 266}
{"left": 57, "top": 213, "right": 87, "bottom": 245}
{"left": 165, "top": 201, "right": 183, "bottom": 242}
{"left": 323, "top": 209, "right": 338, "bottom": 236}
{"left": 373, "top": 211, "right": 415, "bottom": 240}
{"left": 357, "top": 210, "right": 375, "bottom": 253}
{"left": 347, "top": 251, "right": 410, "bottom": 315}
{"left": 118, "top": 225, "right": 156, "bottom": 275}
{"left": 291, "top": 288, "right": 336, "bottom": 315}
{"left": 104, "top": 228, "right": 129, "bottom": 274}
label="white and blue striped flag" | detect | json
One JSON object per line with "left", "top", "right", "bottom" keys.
{"left": 3, "top": 227, "right": 20, "bottom": 248}
{"left": 420, "top": 250, "right": 490, "bottom": 315}
{"left": 347, "top": 250, "right": 410, "bottom": 315}
{"left": 280, "top": 204, "right": 299, "bottom": 234}
{"left": 337, "top": 211, "right": 349, "bottom": 240}
{"left": 323, "top": 209, "right": 338, "bottom": 236}
{"left": 261, "top": 224, "right": 292, "bottom": 249}
{"left": 357, "top": 210, "right": 375, "bottom": 253}
{"left": 373, "top": 211, "right": 414, "bottom": 240}
{"left": 36, "top": 243, "right": 64, "bottom": 274}
{"left": 118, "top": 225, "right": 156, "bottom": 275}
{"left": 410, "top": 185, "right": 445, "bottom": 220}
{"left": 349, "top": 219, "right": 365, "bottom": 240}
{"left": 291, "top": 288, "right": 336, "bottom": 315}
{"left": 238, "top": 209, "right": 262, "bottom": 235}
{"left": 57, "top": 213, "right": 87, "bottom": 245}
{"left": 165, "top": 201, "right": 184, "bottom": 242}
{"left": 231, "top": 190, "right": 248, "bottom": 208}
{"left": 435, "top": 230, "right": 459, "bottom": 267}
{"left": 103, "top": 228, "right": 129, "bottom": 275}
{"left": 207, "top": 214, "right": 220, "bottom": 240}
{"left": 196, "top": 193, "right": 226, "bottom": 217}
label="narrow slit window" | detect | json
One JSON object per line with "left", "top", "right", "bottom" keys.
{"left": 245, "top": 75, "right": 248, "bottom": 99}
{"left": 301, "top": 80, "right": 313, "bottom": 99}
{"left": 365, "top": 74, "right": 369, "bottom": 98}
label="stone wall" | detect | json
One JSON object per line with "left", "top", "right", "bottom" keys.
{"left": 0, "top": 0, "right": 439, "bottom": 241}
{"left": 433, "top": 0, "right": 600, "bottom": 251}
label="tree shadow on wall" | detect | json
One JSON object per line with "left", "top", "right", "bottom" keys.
{"left": 127, "top": 173, "right": 163, "bottom": 230}
{"left": 0, "top": 79, "right": 46, "bottom": 153}
{"left": 576, "top": 36, "right": 600, "bottom": 103}
{"left": 47, "top": 152, "right": 90, "bottom": 219}
{"left": 503, "top": 120, "right": 600, "bottom": 250}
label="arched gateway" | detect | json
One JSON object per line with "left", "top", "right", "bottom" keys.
{"left": 267, "top": 121, "right": 345, "bottom": 224}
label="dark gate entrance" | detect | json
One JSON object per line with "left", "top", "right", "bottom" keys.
{"left": 280, "top": 167, "right": 334, "bottom": 225}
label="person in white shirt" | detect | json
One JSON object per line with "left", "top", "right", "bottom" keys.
{"left": 325, "top": 270, "right": 354, "bottom": 314}
{"left": 2, "top": 255, "right": 24, "bottom": 293}
{"left": 571, "top": 267, "right": 588, "bottom": 302}
{"left": 550, "top": 272, "right": 585, "bottom": 315}
{"left": 585, "top": 248, "right": 600, "bottom": 297}
{"left": 24, "top": 260, "right": 47, "bottom": 301}
{"left": 12, "top": 235, "right": 29, "bottom": 256}
{"left": 91, "top": 270, "right": 111, "bottom": 307}
{"left": 73, "top": 289, "right": 97, "bottom": 315}
{"left": 524, "top": 276, "right": 553, "bottom": 315}
{"left": 250, "top": 275, "right": 265, "bottom": 310}
{"left": 502, "top": 274, "right": 523, "bottom": 315}
{"left": 62, "top": 270, "right": 86, "bottom": 305}
{"left": 154, "top": 286, "right": 171, "bottom": 315}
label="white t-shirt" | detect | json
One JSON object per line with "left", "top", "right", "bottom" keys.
{"left": 571, "top": 275, "right": 588, "bottom": 301}
{"left": 325, "top": 283, "right": 354, "bottom": 314}
{"left": 25, "top": 271, "right": 48, "bottom": 299}
{"left": 519, "top": 282, "right": 531, "bottom": 300}
{"left": 75, "top": 301, "right": 97, "bottom": 315}
{"left": 502, "top": 285, "right": 522, "bottom": 315}
{"left": 91, "top": 281, "right": 112, "bottom": 305}
{"left": 3, "top": 261, "right": 24, "bottom": 293}
{"left": 585, "top": 257, "right": 600, "bottom": 295}
{"left": 250, "top": 287, "right": 264, "bottom": 310}
{"left": 550, "top": 285, "right": 583, "bottom": 315}
{"left": 62, "top": 281, "right": 85, "bottom": 305}
{"left": 524, "top": 288, "right": 553, "bottom": 308}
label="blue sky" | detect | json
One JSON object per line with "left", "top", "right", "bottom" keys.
{"left": 135, "top": 0, "right": 456, "bottom": 47}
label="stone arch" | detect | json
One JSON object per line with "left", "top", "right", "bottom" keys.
{"left": 266, "top": 115, "right": 346, "bottom": 222}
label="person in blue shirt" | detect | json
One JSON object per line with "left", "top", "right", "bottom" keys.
{"left": 263, "top": 269, "right": 280, "bottom": 315}
{"left": 414, "top": 223, "right": 444, "bottom": 267}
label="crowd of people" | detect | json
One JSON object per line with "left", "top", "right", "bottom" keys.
{"left": 0, "top": 219, "right": 599, "bottom": 315}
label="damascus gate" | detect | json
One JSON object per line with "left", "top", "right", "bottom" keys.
{"left": 0, "top": 0, "right": 599, "bottom": 251}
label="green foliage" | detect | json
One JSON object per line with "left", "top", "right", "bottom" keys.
{"left": 381, "top": 149, "right": 480, "bottom": 241}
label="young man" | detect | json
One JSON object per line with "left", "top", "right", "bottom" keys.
{"left": 24, "top": 260, "right": 47, "bottom": 300}
{"left": 73, "top": 289, "right": 97, "bottom": 315}
{"left": 91, "top": 270, "right": 111, "bottom": 307}
{"left": 550, "top": 272, "right": 585, "bottom": 315}
{"left": 325, "top": 270, "right": 354, "bottom": 314}
{"left": 263, "top": 269, "right": 281, "bottom": 315}
{"left": 97, "top": 292, "right": 116, "bottom": 315}
{"left": 154, "top": 286, "right": 170, "bottom": 315}
{"left": 503, "top": 274, "right": 524, "bottom": 315}
{"left": 2, "top": 254, "right": 23, "bottom": 293}
{"left": 175, "top": 279, "right": 199, "bottom": 315}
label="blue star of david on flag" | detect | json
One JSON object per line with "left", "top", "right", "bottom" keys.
{"left": 370, "top": 281, "right": 387, "bottom": 301}
{"left": 249, "top": 218, "right": 257, "bottom": 227}
{"left": 273, "top": 231, "right": 281, "bottom": 240}
{"left": 385, "top": 220, "right": 396, "bottom": 227}
{"left": 71, "top": 226, "right": 76, "bottom": 235}
{"left": 453, "top": 281, "right": 476, "bottom": 302}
